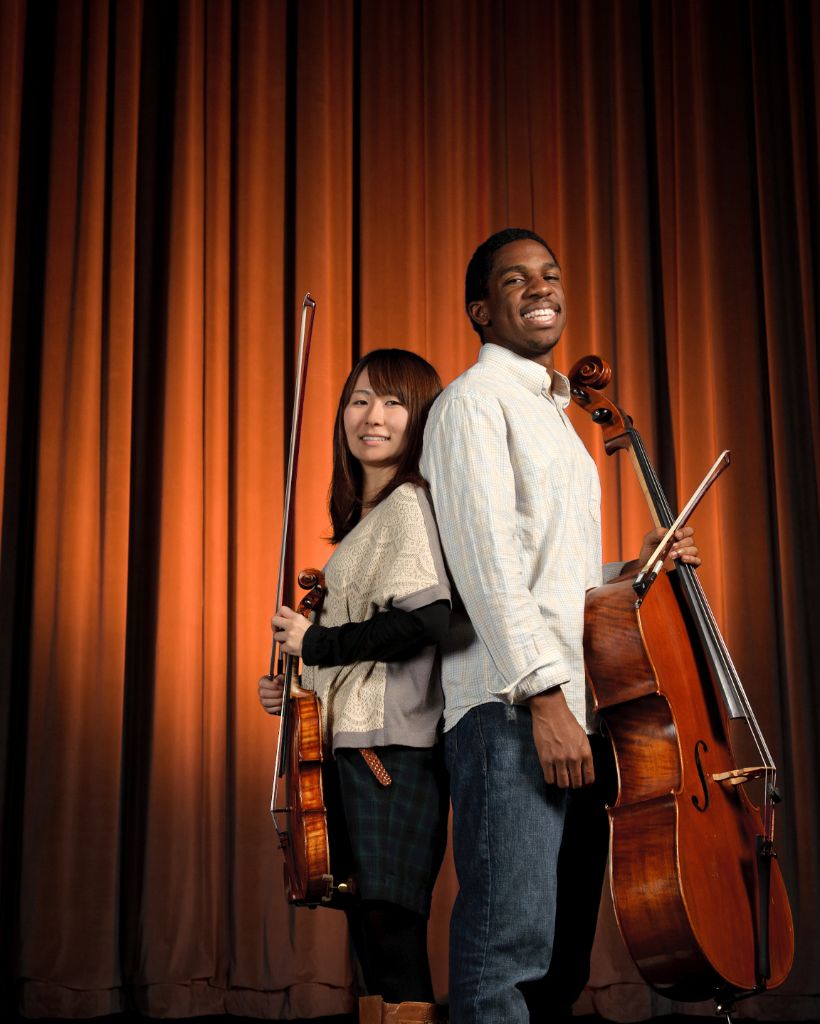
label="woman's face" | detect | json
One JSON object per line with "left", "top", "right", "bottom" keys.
{"left": 343, "top": 368, "right": 409, "bottom": 474}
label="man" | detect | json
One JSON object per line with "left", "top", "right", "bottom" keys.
{"left": 420, "top": 228, "right": 699, "bottom": 1023}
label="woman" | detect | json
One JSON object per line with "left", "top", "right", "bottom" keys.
{"left": 259, "top": 349, "right": 450, "bottom": 1024}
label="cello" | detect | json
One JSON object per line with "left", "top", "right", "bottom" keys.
{"left": 269, "top": 294, "right": 352, "bottom": 906}
{"left": 568, "top": 355, "right": 793, "bottom": 1016}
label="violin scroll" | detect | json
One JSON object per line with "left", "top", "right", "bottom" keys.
{"left": 295, "top": 569, "right": 327, "bottom": 619}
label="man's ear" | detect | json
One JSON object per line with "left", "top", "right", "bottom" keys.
{"left": 468, "top": 300, "right": 489, "bottom": 327}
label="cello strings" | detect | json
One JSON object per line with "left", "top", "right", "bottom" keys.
{"left": 628, "top": 429, "right": 778, "bottom": 837}
{"left": 628, "top": 430, "right": 776, "bottom": 791}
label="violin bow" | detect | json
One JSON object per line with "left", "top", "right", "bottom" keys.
{"left": 270, "top": 293, "right": 317, "bottom": 834}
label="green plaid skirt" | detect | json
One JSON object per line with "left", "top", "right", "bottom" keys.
{"left": 324, "top": 744, "right": 449, "bottom": 917}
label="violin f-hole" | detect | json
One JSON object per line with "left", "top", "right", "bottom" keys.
{"left": 692, "top": 739, "right": 710, "bottom": 812}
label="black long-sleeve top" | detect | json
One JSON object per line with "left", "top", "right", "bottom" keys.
{"left": 301, "top": 600, "right": 450, "bottom": 668}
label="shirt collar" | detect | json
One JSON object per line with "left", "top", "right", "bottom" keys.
{"left": 478, "top": 343, "right": 571, "bottom": 410}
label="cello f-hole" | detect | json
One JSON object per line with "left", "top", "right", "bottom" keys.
{"left": 692, "top": 739, "right": 710, "bottom": 812}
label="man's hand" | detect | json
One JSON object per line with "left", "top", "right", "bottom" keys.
{"left": 258, "top": 674, "right": 285, "bottom": 715}
{"left": 528, "top": 687, "right": 595, "bottom": 788}
{"left": 621, "top": 525, "right": 701, "bottom": 578}
{"left": 271, "top": 605, "right": 311, "bottom": 656}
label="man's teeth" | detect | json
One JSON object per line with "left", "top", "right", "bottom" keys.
{"left": 523, "top": 308, "right": 557, "bottom": 323}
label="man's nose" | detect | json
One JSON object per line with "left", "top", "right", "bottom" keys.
{"left": 526, "top": 275, "right": 552, "bottom": 296}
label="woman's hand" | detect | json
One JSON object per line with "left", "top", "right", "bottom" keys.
{"left": 258, "top": 674, "right": 285, "bottom": 715}
{"left": 636, "top": 525, "right": 701, "bottom": 570}
{"left": 271, "top": 605, "right": 311, "bottom": 656}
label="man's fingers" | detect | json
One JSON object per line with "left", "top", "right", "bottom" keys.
{"left": 547, "top": 752, "right": 595, "bottom": 789}
{"left": 544, "top": 759, "right": 574, "bottom": 789}
{"left": 581, "top": 754, "right": 596, "bottom": 787}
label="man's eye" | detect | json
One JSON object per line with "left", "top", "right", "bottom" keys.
{"left": 385, "top": 399, "right": 404, "bottom": 406}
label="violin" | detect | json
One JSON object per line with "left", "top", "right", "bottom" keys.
{"left": 272, "top": 568, "right": 339, "bottom": 905}
{"left": 269, "top": 295, "right": 351, "bottom": 906}
{"left": 569, "top": 355, "right": 793, "bottom": 1016}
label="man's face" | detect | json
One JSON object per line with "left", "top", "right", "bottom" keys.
{"left": 468, "top": 238, "right": 567, "bottom": 368}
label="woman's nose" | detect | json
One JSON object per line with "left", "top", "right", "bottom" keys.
{"left": 365, "top": 401, "right": 384, "bottom": 423}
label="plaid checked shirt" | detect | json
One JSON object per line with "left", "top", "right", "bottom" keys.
{"left": 421, "top": 343, "right": 619, "bottom": 733}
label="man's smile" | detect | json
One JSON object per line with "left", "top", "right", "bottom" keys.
{"left": 522, "top": 306, "right": 558, "bottom": 325}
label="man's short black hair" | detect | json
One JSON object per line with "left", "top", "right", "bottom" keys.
{"left": 465, "top": 228, "right": 559, "bottom": 339}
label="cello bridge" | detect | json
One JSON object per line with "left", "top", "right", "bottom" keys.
{"left": 712, "top": 766, "right": 767, "bottom": 787}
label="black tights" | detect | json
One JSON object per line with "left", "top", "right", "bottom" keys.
{"left": 345, "top": 900, "right": 434, "bottom": 1003}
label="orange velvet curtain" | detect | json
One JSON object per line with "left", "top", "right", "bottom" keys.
{"left": 1, "top": 0, "right": 818, "bottom": 1019}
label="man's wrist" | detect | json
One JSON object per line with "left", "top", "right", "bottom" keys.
{"left": 527, "top": 685, "right": 567, "bottom": 711}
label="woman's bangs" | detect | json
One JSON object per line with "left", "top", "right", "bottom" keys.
{"left": 363, "top": 355, "right": 411, "bottom": 406}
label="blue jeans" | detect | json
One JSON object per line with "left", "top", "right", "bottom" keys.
{"left": 444, "top": 702, "right": 613, "bottom": 1024}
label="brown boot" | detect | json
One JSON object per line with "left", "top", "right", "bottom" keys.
{"left": 358, "top": 995, "right": 444, "bottom": 1023}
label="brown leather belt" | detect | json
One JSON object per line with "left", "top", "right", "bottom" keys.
{"left": 359, "top": 747, "right": 392, "bottom": 786}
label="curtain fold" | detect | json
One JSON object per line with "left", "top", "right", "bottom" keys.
{"left": 1, "top": 0, "right": 818, "bottom": 1019}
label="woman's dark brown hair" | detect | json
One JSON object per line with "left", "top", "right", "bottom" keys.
{"left": 329, "top": 348, "right": 442, "bottom": 543}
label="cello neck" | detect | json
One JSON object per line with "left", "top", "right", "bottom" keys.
{"left": 626, "top": 424, "right": 749, "bottom": 722}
